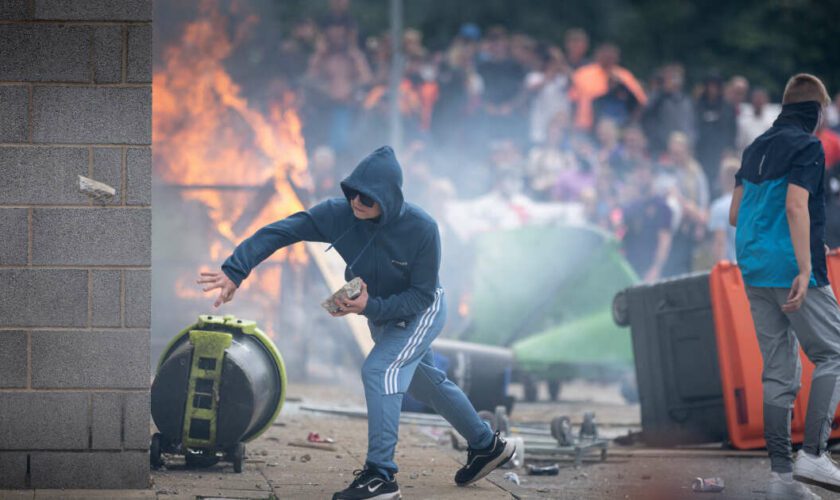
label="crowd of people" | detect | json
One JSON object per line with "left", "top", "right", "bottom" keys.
{"left": 270, "top": 0, "right": 840, "bottom": 282}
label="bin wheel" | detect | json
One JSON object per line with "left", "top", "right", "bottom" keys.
{"left": 612, "top": 290, "right": 629, "bottom": 327}
{"left": 551, "top": 416, "right": 574, "bottom": 446}
{"left": 232, "top": 442, "right": 245, "bottom": 473}
{"left": 150, "top": 433, "right": 163, "bottom": 469}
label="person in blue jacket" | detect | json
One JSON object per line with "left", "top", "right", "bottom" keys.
{"left": 730, "top": 74, "right": 837, "bottom": 500}
{"left": 199, "top": 146, "right": 514, "bottom": 500}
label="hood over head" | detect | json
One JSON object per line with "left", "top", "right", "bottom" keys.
{"left": 340, "top": 146, "right": 405, "bottom": 225}
{"left": 773, "top": 101, "right": 822, "bottom": 134}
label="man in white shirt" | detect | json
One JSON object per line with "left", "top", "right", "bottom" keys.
{"left": 737, "top": 87, "right": 781, "bottom": 151}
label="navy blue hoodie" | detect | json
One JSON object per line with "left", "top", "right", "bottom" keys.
{"left": 222, "top": 146, "right": 441, "bottom": 325}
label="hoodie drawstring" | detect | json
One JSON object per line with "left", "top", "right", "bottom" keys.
{"left": 324, "top": 219, "right": 381, "bottom": 279}
{"left": 347, "top": 228, "right": 381, "bottom": 278}
{"left": 325, "top": 219, "right": 361, "bottom": 253}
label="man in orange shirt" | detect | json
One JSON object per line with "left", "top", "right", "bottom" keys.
{"left": 569, "top": 43, "right": 647, "bottom": 131}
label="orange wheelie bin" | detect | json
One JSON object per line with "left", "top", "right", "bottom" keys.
{"left": 710, "top": 255, "right": 840, "bottom": 449}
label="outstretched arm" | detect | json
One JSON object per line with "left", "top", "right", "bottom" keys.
{"left": 221, "top": 201, "right": 337, "bottom": 287}
{"left": 199, "top": 200, "right": 339, "bottom": 307}
{"left": 222, "top": 214, "right": 322, "bottom": 286}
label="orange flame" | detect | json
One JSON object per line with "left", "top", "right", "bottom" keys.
{"left": 153, "top": 1, "right": 310, "bottom": 336}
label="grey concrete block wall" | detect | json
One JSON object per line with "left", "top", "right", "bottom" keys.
{"left": 0, "top": 86, "right": 29, "bottom": 142}
{"left": 0, "top": 331, "right": 27, "bottom": 388}
{"left": 125, "top": 270, "right": 152, "bottom": 327}
{"left": 0, "top": 453, "right": 28, "bottom": 489}
{"left": 31, "top": 330, "right": 150, "bottom": 388}
{"left": 0, "top": 25, "right": 91, "bottom": 82}
{"left": 93, "top": 147, "right": 124, "bottom": 206}
{"left": 127, "top": 148, "right": 152, "bottom": 205}
{"left": 124, "top": 392, "right": 153, "bottom": 449}
{"left": 0, "top": 209, "right": 28, "bottom": 265}
{"left": 0, "top": 1, "right": 28, "bottom": 20}
{"left": 92, "top": 393, "right": 123, "bottom": 450}
{"left": 32, "top": 208, "right": 151, "bottom": 265}
{"left": 92, "top": 270, "right": 122, "bottom": 327}
{"left": 0, "top": 269, "right": 89, "bottom": 327}
{"left": 0, "top": 393, "right": 89, "bottom": 449}
{"left": 127, "top": 25, "right": 153, "bottom": 83}
{"left": 34, "top": 0, "right": 153, "bottom": 21}
{"left": 0, "top": 147, "right": 89, "bottom": 204}
{"left": 31, "top": 451, "right": 149, "bottom": 489}
{"left": 33, "top": 87, "right": 152, "bottom": 143}
{"left": 0, "top": 0, "right": 152, "bottom": 490}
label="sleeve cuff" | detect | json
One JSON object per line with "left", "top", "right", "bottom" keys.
{"left": 221, "top": 265, "right": 244, "bottom": 288}
{"left": 363, "top": 297, "right": 381, "bottom": 321}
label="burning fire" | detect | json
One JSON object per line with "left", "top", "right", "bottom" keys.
{"left": 153, "top": 1, "right": 310, "bottom": 334}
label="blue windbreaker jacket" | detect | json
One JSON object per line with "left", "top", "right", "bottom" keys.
{"left": 735, "top": 101, "right": 827, "bottom": 287}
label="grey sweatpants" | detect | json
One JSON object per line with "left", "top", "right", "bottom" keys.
{"left": 747, "top": 285, "right": 840, "bottom": 472}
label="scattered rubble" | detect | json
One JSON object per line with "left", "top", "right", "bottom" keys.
{"left": 503, "top": 472, "right": 521, "bottom": 485}
{"left": 289, "top": 439, "right": 338, "bottom": 452}
{"left": 527, "top": 464, "right": 560, "bottom": 476}
{"left": 322, "top": 277, "right": 363, "bottom": 313}
{"left": 307, "top": 431, "right": 335, "bottom": 443}
{"left": 692, "top": 477, "right": 725, "bottom": 492}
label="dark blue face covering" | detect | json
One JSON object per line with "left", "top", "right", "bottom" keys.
{"left": 773, "top": 101, "right": 822, "bottom": 134}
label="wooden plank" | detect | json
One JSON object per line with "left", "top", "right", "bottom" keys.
{"left": 607, "top": 447, "right": 766, "bottom": 459}
{"left": 305, "top": 241, "right": 374, "bottom": 356}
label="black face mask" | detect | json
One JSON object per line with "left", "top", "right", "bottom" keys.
{"left": 774, "top": 101, "right": 823, "bottom": 133}
{"left": 346, "top": 189, "right": 376, "bottom": 208}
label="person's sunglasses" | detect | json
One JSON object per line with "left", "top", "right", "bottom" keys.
{"left": 346, "top": 189, "right": 376, "bottom": 208}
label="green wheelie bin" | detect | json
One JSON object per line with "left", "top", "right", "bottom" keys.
{"left": 150, "top": 314, "right": 287, "bottom": 472}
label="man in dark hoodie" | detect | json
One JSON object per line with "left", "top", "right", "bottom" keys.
{"left": 730, "top": 74, "right": 835, "bottom": 500}
{"left": 199, "top": 146, "right": 515, "bottom": 500}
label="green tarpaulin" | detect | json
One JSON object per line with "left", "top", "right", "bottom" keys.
{"left": 460, "top": 225, "right": 637, "bottom": 374}
{"left": 512, "top": 310, "right": 633, "bottom": 376}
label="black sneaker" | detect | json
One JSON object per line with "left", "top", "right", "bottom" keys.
{"left": 454, "top": 431, "right": 516, "bottom": 486}
{"left": 332, "top": 466, "right": 401, "bottom": 500}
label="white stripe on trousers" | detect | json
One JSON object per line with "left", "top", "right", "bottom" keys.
{"left": 384, "top": 289, "right": 441, "bottom": 394}
{"left": 386, "top": 291, "right": 441, "bottom": 394}
{"left": 384, "top": 289, "right": 442, "bottom": 395}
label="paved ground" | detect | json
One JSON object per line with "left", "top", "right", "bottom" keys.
{"left": 148, "top": 380, "right": 840, "bottom": 499}
{"left": 6, "top": 379, "right": 840, "bottom": 499}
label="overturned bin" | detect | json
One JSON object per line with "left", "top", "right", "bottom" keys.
{"left": 613, "top": 273, "right": 726, "bottom": 446}
{"left": 150, "top": 314, "right": 287, "bottom": 472}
